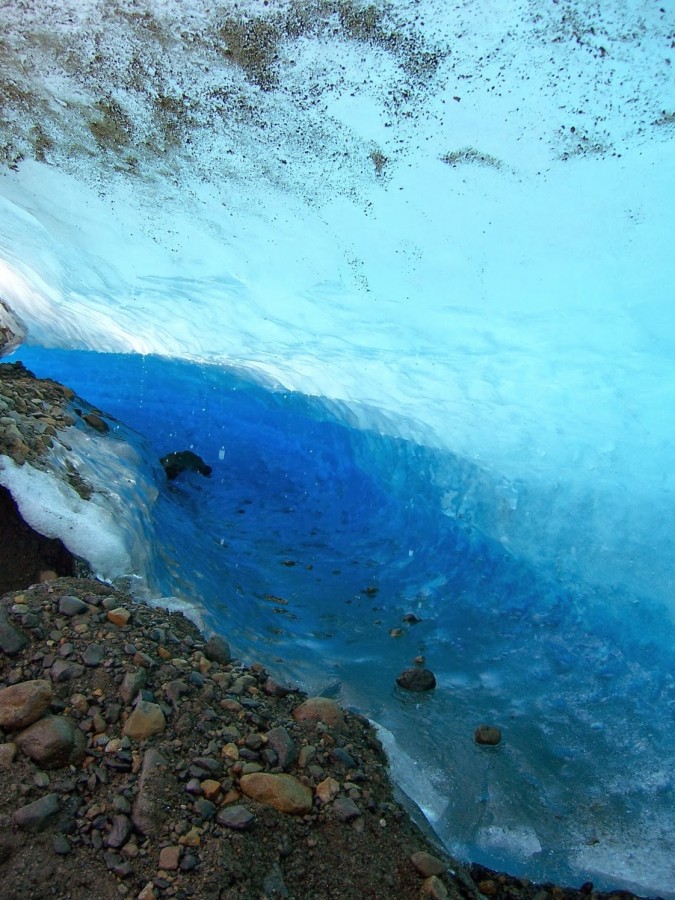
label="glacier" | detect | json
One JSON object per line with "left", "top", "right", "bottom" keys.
{"left": 1, "top": 0, "right": 675, "bottom": 895}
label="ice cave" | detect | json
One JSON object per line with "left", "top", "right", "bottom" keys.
{"left": 1, "top": 0, "right": 674, "bottom": 895}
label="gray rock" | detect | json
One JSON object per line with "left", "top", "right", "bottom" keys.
{"left": 58, "top": 595, "right": 90, "bottom": 617}
{"left": 263, "top": 862, "right": 289, "bottom": 898}
{"left": 266, "top": 726, "right": 298, "bottom": 771}
{"left": 204, "top": 634, "right": 231, "bottom": 664}
{"left": 105, "top": 814, "right": 132, "bottom": 848}
{"left": 15, "top": 715, "right": 86, "bottom": 769}
{"left": 216, "top": 805, "right": 255, "bottom": 831}
{"left": 332, "top": 797, "right": 361, "bottom": 821}
{"left": 14, "top": 793, "right": 61, "bottom": 831}
{"left": 132, "top": 748, "right": 176, "bottom": 837}
{"left": 0, "top": 608, "right": 28, "bottom": 656}
{"left": 50, "top": 659, "right": 85, "bottom": 683}
{"left": 82, "top": 643, "right": 105, "bottom": 666}
{"left": 119, "top": 668, "right": 147, "bottom": 704}
{"left": 53, "top": 834, "right": 72, "bottom": 855}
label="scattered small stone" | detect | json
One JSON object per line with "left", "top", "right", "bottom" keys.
{"left": 332, "top": 797, "right": 361, "bottom": 821}
{"left": 315, "top": 777, "right": 340, "bottom": 804}
{"left": 13, "top": 793, "right": 61, "bottom": 831}
{"left": 106, "top": 814, "right": 132, "bottom": 848}
{"left": 0, "top": 608, "right": 28, "bottom": 655}
{"left": 158, "top": 844, "right": 181, "bottom": 871}
{"left": 0, "top": 742, "right": 17, "bottom": 768}
{"left": 52, "top": 834, "right": 72, "bottom": 855}
{"left": 82, "top": 643, "right": 105, "bottom": 666}
{"left": 120, "top": 669, "right": 147, "bottom": 704}
{"left": 216, "top": 805, "right": 255, "bottom": 831}
{"left": 474, "top": 725, "right": 502, "bottom": 746}
{"left": 396, "top": 668, "right": 436, "bottom": 692}
{"left": 50, "top": 659, "right": 85, "bottom": 683}
{"left": 263, "top": 862, "right": 289, "bottom": 898}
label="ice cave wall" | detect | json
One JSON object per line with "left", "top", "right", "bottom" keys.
{"left": 1, "top": 0, "right": 675, "bottom": 613}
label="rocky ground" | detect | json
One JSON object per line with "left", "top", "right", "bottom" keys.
{"left": 0, "top": 360, "right": 658, "bottom": 900}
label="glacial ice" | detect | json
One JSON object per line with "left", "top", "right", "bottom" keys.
{"left": 1, "top": 0, "right": 675, "bottom": 894}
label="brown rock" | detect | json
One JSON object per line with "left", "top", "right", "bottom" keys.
{"left": 122, "top": 701, "right": 166, "bottom": 740}
{"left": 474, "top": 724, "right": 502, "bottom": 746}
{"left": 0, "top": 680, "right": 53, "bottom": 730}
{"left": 132, "top": 749, "right": 176, "bottom": 837}
{"left": 158, "top": 845, "right": 181, "bottom": 871}
{"left": 292, "top": 697, "right": 345, "bottom": 728}
{"left": 15, "top": 715, "right": 86, "bottom": 769}
{"left": 396, "top": 668, "right": 436, "bottom": 692}
{"left": 240, "top": 772, "right": 313, "bottom": 814}
{"left": 420, "top": 875, "right": 449, "bottom": 899}
{"left": 315, "top": 777, "right": 340, "bottom": 804}
{"left": 107, "top": 607, "right": 131, "bottom": 627}
{"left": 411, "top": 851, "right": 446, "bottom": 877}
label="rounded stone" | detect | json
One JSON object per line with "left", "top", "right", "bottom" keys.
{"left": 240, "top": 772, "right": 313, "bottom": 814}
{"left": 474, "top": 724, "right": 502, "bottom": 746}
{"left": 292, "top": 697, "right": 345, "bottom": 728}
{"left": 122, "top": 701, "right": 166, "bottom": 740}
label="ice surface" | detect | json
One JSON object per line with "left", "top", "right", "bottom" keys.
{"left": 1, "top": 0, "right": 675, "bottom": 893}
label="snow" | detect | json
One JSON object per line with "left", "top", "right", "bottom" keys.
{"left": 1, "top": 0, "right": 675, "bottom": 893}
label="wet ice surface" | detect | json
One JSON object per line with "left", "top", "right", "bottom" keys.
{"left": 12, "top": 346, "right": 675, "bottom": 898}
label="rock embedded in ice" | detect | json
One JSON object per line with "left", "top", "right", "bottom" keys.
{"left": 395, "top": 668, "right": 437, "bottom": 692}
{"left": 474, "top": 724, "right": 502, "bottom": 746}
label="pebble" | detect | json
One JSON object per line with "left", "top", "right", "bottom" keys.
{"left": 158, "top": 844, "right": 181, "bottom": 871}
{"left": 0, "top": 608, "right": 28, "bottom": 655}
{"left": 315, "top": 777, "right": 340, "bottom": 804}
{"left": 215, "top": 805, "right": 255, "bottom": 831}
{"left": 0, "top": 742, "right": 17, "bottom": 768}
{"left": 52, "top": 834, "right": 72, "bottom": 855}
{"left": 82, "top": 643, "right": 105, "bottom": 666}
{"left": 332, "top": 797, "right": 361, "bottom": 821}
{"left": 120, "top": 669, "right": 147, "bottom": 704}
